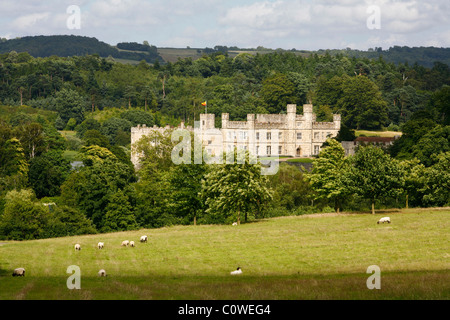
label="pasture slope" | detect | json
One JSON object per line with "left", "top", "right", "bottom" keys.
{"left": 0, "top": 208, "right": 448, "bottom": 300}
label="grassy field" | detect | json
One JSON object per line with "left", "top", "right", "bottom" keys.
{"left": 0, "top": 208, "right": 448, "bottom": 300}
{"left": 355, "top": 130, "right": 403, "bottom": 137}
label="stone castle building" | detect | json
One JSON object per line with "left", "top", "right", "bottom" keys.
{"left": 131, "top": 104, "right": 341, "bottom": 167}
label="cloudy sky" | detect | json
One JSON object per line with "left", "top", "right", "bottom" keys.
{"left": 1, "top": 0, "right": 449, "bottom": 50}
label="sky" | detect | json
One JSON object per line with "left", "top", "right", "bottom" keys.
{"left": 1, "top": 0, "right": 449, "bottom": 51}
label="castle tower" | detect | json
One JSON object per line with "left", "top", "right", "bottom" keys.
{"left": 303, "top": 104, "right": 313, "bottom": 130}
{"left": 333, "top": 114, "right": 341, "bottom": 130}
{"left": 199, "top": 113, "right": 215, "bottom": 130}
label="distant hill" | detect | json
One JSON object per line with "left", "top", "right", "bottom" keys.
{"left": 0, "top": 35, "right": 448, "bottom": 67}
{"left": 0, "top": 35, "right": 163, "bottom": 63}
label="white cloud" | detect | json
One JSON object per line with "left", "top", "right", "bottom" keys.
{"left": 0, "top": 0, "right": 448, "bottom": 50}
{"left": 12, "top": 12, "right": 51, "bottom": 31}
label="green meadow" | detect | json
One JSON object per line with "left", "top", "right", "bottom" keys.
{"left": 0, "top": 208, "right": 448, "bottom": 300}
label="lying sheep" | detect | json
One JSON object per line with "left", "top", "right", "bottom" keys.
{"left": 377, "top": 217, "right": 391, "bottom": 224}
{"left": 98, "top": 242, "right": 104, "bottom": 249}
{"left": 98, "top": 269, "right": 107, "bottom": 277}
{"left": 140, "top": 235, "right": 148, "bottom": 243}
{"left": 230, "top": 267, "right": 242, "bottom": 275}
{"left": 74, "top": 244, "right": 81, "bottom": 251}
{"left": 232, "top": 222, "right": 238, "bottom": 226}
{"left": 130, "top": 241, "right": 135, "bottom": 247}
{"left": 12, "top": 268, "right": 25, "bottom": 277}
{"left": 121, "top": 240, "right": 130, "bottom": 247}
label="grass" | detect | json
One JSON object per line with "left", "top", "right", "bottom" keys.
{"left": 0, "top": 208, "right": 448, "bottom": 300}
{"left": 355, "top": 130, "right": 403, "bottom": 138}
{"left": 286, "top": 158, "right": 314, "bottom": 163}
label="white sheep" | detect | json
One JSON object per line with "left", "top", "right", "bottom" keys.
{"left": 74, "top": 244, "right": 81, "bottom": 251}
{"left": 98, "top": 242, "right": 104, "bottom": 249}
{"left": 140, "top": 235, "right": 148, "bottom": 243}
{"left": 121, "top": 240, "right": 130, "bottom": 247}
{"left": 232, "top": 222, "right": 238, "bottom": 226}
{"left": 130, "top": 241, "right": 135, "bottom": 247}
{"left": 377, "top": 217, "right": 391, "bottom": 224}
{"left": 98, "top": 269, "right": 107, "bottom": 277}
{"left": 230, "top": 267, "right": 242, "bottom": 275}
{"left": 12, "top": 268, "right": 25, "bottom": 277}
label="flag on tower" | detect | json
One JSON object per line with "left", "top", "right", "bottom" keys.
{"left": 201, "top": 101, "right": 207, "bottom": 106}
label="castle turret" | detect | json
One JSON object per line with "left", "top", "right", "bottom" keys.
{"left": 333, "top": 114, "right": 341, "bottom": 130}
{"left": 200, "top": 113, "right": 215, "bottom": 130}
{"left": 303, "top": 104, "right": 313, "bottom": 130}
{"left": 222, "top": 113, "right": 229, "bottom": 129}
{"left": 287, "top": 104, "right": 296, "bottom": 129}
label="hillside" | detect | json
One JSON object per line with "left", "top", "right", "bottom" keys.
{"left": 0, "top": 35, "right": 163, "bottom": 63}
{"left": 0, "top": 208, "right": 448, "bottom": 300}
{"left": 0, "top": 35, "right": 449, "bottom": 67}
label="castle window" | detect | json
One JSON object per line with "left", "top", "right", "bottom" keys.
{"left": 267, "top": 132, "right": 271, "bottom": 140}
{"left": 256, "top": 132, "right": 260, "bottom": 140}
{"left": 297, "top": 133, "right": 302, "bottom": 140}
{"left": 278, "top": 146, "right": 282, "bottom": 155}
{"left": 278, "top": 132, "right": 282, "bottom": 140}
{"left": 256, "top": 146, "right": 259, "bottom": 155}
{"left": 314, "top": 145, "right": 320, "bottom": 155}
{"left": 267, "top": 145, "right": 271, "bottom": 155}
{"left": 314, "top": 132, "right": 319, "bottom": 140}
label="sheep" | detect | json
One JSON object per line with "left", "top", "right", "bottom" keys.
{"left": 232, "top": 222, "right": 238, "bottom": 226}
{"left": 140, "top": 235, "right": 148, "bottom": 243}
{"left": 98, "top": 242, "right": 104, "bottom": 249}
{"left": 98, "top": 269, "right": 107, "bottom": 277}
{"left": 130, "top": 241, "right": 135, "bottom": 247}
{"left": 377, "top": 217, "right": 391, "bottom": 224}
{"left": 74, "top": 244, "right": 81, "bottom": 251}
{"left": 121, "top": 240, "right": 130, "bottom": 247}
{"left": 230, "top": 267, "right": 242, "bottom": 275}
{"left": 12, "top": 268, "right": 25, "bottom": 277}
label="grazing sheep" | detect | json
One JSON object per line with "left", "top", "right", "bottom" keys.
{"left": 98, "top": 269, "right": 107, "bottom": 277}
{"left": 130, "top": 241, "right": 135, "bottom": 247}
{"left": 121, "top": 240, "right": 130, "bottom": 247}
{"left": 140, "top": 235, "right": 148, "bottom": 243}
{"left": 74, "top": 244, "right": 81, "bottom": 251}
{"left": 377, "top": 217, "right": 391, "bottom": 224}
{"left": 232, "top": 222, "right": 238, "bottom": 226}
{"left": 230, "top": 267, "right": 242, "bottom": 275}
{"left": 12, "top": 268, "right": 25, "bottom": 277}
{"left": 98, "top": 242, "right": 104, "bottom": 249}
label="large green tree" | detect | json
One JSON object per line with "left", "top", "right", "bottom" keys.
{"left": 308, "top": 138, "right": 351, "bottom": 213}
{"left": 349, "top": 145, "right": 403, "bottom": 214}
{"left": 201, "top": 150, "right": 273, "bottom": 224}
{"left": 337, "top": 76, "right": 389, "bottom": 129}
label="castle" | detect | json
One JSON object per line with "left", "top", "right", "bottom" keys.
{"left": 131, "top": 104, "right": 341, "bottom": 167}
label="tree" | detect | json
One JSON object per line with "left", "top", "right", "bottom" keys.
{"left": 54, "top": 88, "right": 86, "bottom": 124}
{"left": 124, "top": 85, "right": 137, "bottom": 108}
{"left": 201, "top": 150, "right": 273, "bottom": 224}
{"left": 337, "top": 76, "right": 388, "bottom": 129}
{"left": 308, "top": 139, "right": 351, "bottom": 212}
{"left": 399, "top": 158, "right": 425, "bottom": 208}
{"left": 0, "top": 138, "right": 29, "bottom": 191}
{"left": 45, "top": 205, "right": 97, "bottom": 238}
{"left": 268, "top": 163, "right": 313, "bottom": 211}
{"left": 349, "top": 145, "right": 403, "bottom": 214}
{"left": 60, "top": 145, "right": 135, "bottom": 229}
{"left": 420, "top": 152, "right": 450, "bottom": 207}
{"left": 260, "top": 73, "right": 297, "bottom": 113}
{"left": 0, "top": 189, "right": 50, "bottom": 240}
{"left": 28, "top": 150, "right": 71, "bottom": 198}
{"left": 14, "top": 122, "right": 46, "bottom": 160}
{"left": 101, "top": 189, "right": 137, "bottom": 232}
